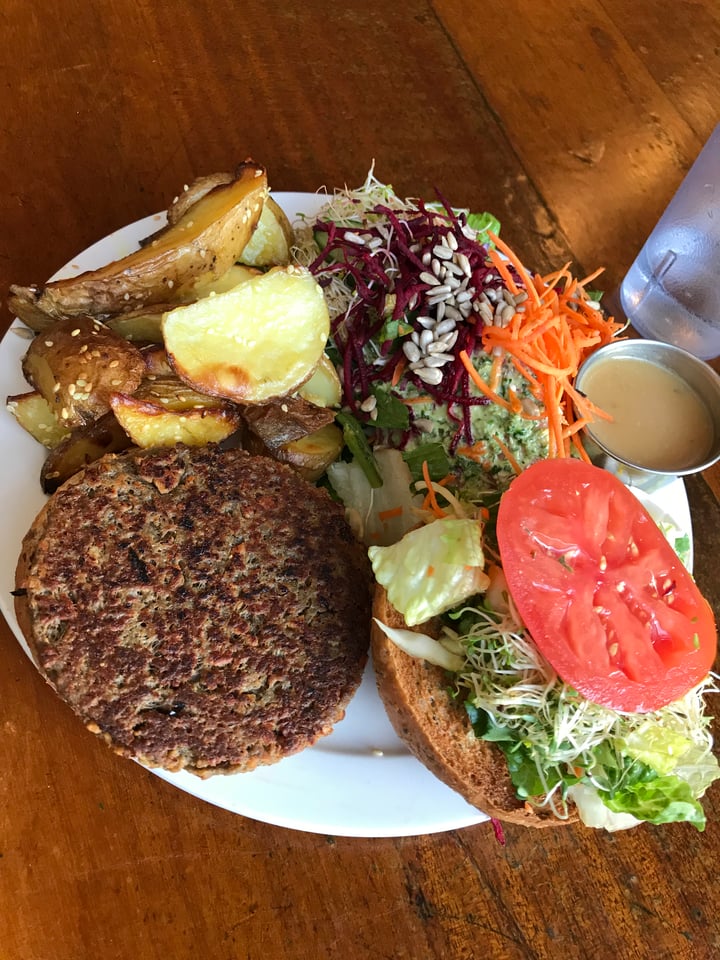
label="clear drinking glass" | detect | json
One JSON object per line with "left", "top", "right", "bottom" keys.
{"left": 619, "top": 124, "right": 720, "bottom": 360}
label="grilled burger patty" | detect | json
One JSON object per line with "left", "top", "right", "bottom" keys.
{"left": 15, "top": 444, "right": 372, "bottom": 776}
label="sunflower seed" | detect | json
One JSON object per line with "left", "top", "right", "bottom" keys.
{"left": 416, "top": 315, "right": 436, "bottom": 328}
{"left": 415, "top": 366, "right": 444, "bottom": 385}
{"left": 360, "top": 395, "right": 377, "bottom": 412}
{"left": 403, "top": 341, "right": 422, "bottom": 363}
{"left": 455, "top": 252, "right": 472, "bottom": 276}
{"left": 420, "top": 271, "right": 440, "bottom": 286}
{"left": 434, "top": 317, "right": 457, "bottom": 336}
{"left": 414, "top": 418, "right": 435, "bottom": 432}
{"left": 477, "top": 301, "right": 494, "bottom": 322}
{"left": 442, "top": 303, "right": 463, "bottom": 322}
{"left": 433, "top": 244, "right": 453, "bottom": 260}
{"left": 419, "top": 329, "right": 434, "bottom": 351}
{"left": 446, "top": 232, "right": 458, "bottom": 251}
{"left": 426, "top": 292, "right": 451, "bottom": 307}
{"left": 423, "top": 353, "right": 453, "bottom": 367}
{"left": 443, "top": 261, "right": 464, "bottom": 277}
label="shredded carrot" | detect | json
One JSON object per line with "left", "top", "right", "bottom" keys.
{"left": 378, "top": 506, "right": 403, "bottom": 522}
{"left": 400, "top": 395, "right": 432, "bottom": 405}
{"left": 421, "top": 460, "right": 446, "bottom": 518}
{"left": 460, "top": 235, "right": 624, "bottom": 458}
{"left": 488, "top": 232, "right": 541, "bottom": 307}
{"left": 487, "top": 247, "right": 520, "bottom": 296}
{"left": 489, "top": 349, "right": 504, "bottom": 392}
{"left": 459, "top": 350, "right": 514, "bottom": 412}
{"left": 391, "top": 355, "right": 407, "bottom": 387}
{"left": 571, "top": 428, "right": 591, "bottom": 463}
{"left": 493, "top": 434, "right": 522, "bottom": 476}
{"left": 456, "top": 441, "right": 488, "bottom": 463}
{"left": 426, "top": 565, "right": 435, "bottom": 577}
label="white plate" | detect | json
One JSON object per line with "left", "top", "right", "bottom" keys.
{"left": 0, "top": 193, "right": 693, "bottom": 838}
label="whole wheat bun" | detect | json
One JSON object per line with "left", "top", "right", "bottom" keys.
{"left": 371, "top": 586, "right": 577, "bottom": 827}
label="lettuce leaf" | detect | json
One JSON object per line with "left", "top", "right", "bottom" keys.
{"left": 466, "top": 211, "right": 501, "bottom": 246}
{"left": 604, "top": 775, "right": 707, "bottom": 830}
{"left": 368, "top": 517, "right": 488, "bottom": 625}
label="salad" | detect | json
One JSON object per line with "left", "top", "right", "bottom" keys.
{"left": 293, "top": 170, "right": 719, "bottom": 831}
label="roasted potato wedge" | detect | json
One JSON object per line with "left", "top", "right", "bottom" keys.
{"left": 110, "top": 376, "right": 242, "bottom": 448}
{"left": 105, "top": 305, "right": 169, "bottom": 343}
{"left": 104, "top": 267, "right": 260, "bottom": 343}
{"left": 241, "top": 395, "right": 336, "bottom": 450}
{"left": 8, "top": 160, "right": 268, "bottom": 328}
{"left": 141, "top": 344, "right": 174, "bottom": 376}
{"left": 22, "top": 316, "right": 146, "bottom": 427}
{"left": 154, "top": 172, "right": 292, "bottom": 268}
{"left": 297, "top": 352, "right": 342, "bottom": 408}
{"left": 238, "top": 196, "right": 294, "bottom": 267}
{"left": 162, "top": 266, "right": 330, "bottom": 404}
{"left": 274, "top": 423, "right": 344, "bottom": 482}
{"left": 104, "top": 266, "right": 260, "bottom": 343}
{"left": 6, "top": 391, "right": 71, "bottom": 448}
{"left": 40, "top": 412, "right": 133, "bottom": 494}
{"left": 191, "top": 263, "right": 260, "bottom": 297}
{"left": 165, "top": 172, "right": 234, "bottom": 228}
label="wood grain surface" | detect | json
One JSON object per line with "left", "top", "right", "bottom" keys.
{"left": 1, "top": 2, "right": 719, "bottom": 958}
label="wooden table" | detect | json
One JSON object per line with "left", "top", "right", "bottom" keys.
{"left": 1, "top": 3, "right": 719, "bottom": 958}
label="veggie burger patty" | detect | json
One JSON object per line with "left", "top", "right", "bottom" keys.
{"left": 15, "top": 444, "right": 372, "bottom": 776}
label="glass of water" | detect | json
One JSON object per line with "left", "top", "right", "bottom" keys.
{"left": 620, "top": 124, "right": 720, "bottom": 360}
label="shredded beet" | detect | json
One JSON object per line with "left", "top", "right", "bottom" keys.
{"left": 490, "top": 817, "right": 506, "bottom": 845}
{"left": 309, "top": 198, "right": 523, "bottom": 450}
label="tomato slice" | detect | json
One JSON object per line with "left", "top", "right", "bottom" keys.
{"left": 496, "top": 458, "right": 717, "bottom": 712}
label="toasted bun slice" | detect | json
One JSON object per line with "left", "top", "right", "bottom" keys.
{"left": 371, "top": 586, "right": 576, "bottom": 827}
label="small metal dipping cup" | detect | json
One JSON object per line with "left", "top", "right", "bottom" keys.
{"left": 574, "top": 339, "right": 720, "bottom": 488}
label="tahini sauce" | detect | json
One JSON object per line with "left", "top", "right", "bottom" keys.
{"left": 580, "top": 356, "right": 714, "bottom": 471}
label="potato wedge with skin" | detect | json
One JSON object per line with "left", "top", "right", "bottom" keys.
{"left": 105, "top": 305, "right": 169, "bottom": 343}
{"left": 163, "top": 266, "right": 330, "bottom": 404}
{"left": 8, "top": 161, "right": 268, "bottom": 326}
{"left": 240, "top": 395, "right": 336, "bottom": 450}
{"left": 150, "top": 173, "right": 292, "bottom": 268}
{"left": 238, "top": 196, "right": 295, "bottom": 267}
{"left": 22, "top": 316, "right": 146, "bottom": 427}
{"left": 22, "top": 316, "right": 146, "bottom": 428}
{"left": 40, "top": 412, "right": 133, "bottom": 494}
{"left": 141, "top": 344, "right": 174, "bottom": 376}
{"left": 274, "top": 423, "right": 344, "bottom": 482}
{"left": 110, "top": 382, "right": 242, "bottom": 449}
{"left": 104, "top": 266, "right": 260, "bottom": 343}
{"left": 165, "top": 172, "right": 234, "bottom": 228}
{"left": 6, "top": 391, "right": 71, "bottom": 448}
{"left": 191, "top": 263, "right": 260, "bottom": 297}
{"left": 297, "top": 353, "right": 342, "bottom": 408}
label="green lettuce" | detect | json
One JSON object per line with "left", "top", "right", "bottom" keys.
{"left": 604, "top": 775, "right": 707, "bottom": 830}
{"left": 466, "top": 211, "right": 501, "bottom": 246}
{"left": 368, "top": 517, "right": 487, "bottom": 625}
